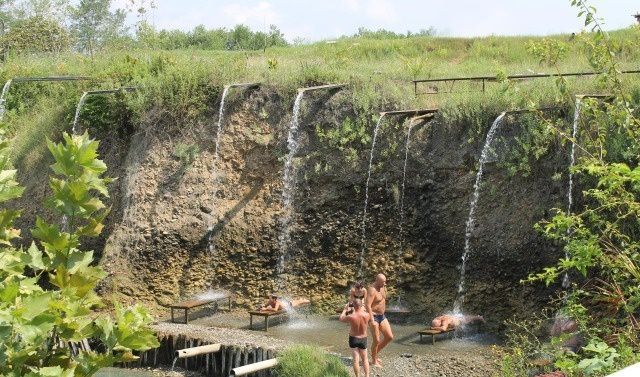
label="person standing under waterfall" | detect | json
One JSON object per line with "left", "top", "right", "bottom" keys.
{"left": 339, "top": 298, "right": 370, "bottom": 377}
{"left": 366, "top": 273, "right": 394, "bottom": 368}
{"left": 348, "top": 281, "right": 367, "bottom": 314}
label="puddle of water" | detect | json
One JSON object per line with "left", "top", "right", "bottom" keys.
{"left": 191, "top": 312, "right": 497, "bottom": 358}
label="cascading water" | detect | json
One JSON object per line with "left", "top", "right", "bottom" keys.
{"left": 563, "top": 97, "right": 582, "bottom": 288}
{"left": 394, "top": 118, "right": 416, "bottom": 307}
{"left": 0, "top": 79, "right": 13, "bottom": 120}
{"left": 276, "top": 90, "right": 305, "bottom": 290}
{"left": 453, "top": 112, "right": 506, "bottom": 314}
{"left": 71, "top": 92, "right": 89, "bottom": 135}
{"left": 207, "top": 85, "right": 231, "bottom": 253}
{"left": 357, "top": 114, "right": 386, "bottom": 278}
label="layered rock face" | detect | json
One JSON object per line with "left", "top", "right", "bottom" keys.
{"left": 17, "top": 87, "right": 567, "bottom": 331}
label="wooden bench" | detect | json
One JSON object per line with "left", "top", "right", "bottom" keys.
{"left": 248, "top": 310, "right": 287, "bottom": 331}
{"left": 418, "top": 327, "right": 455, "bottom": 345}
{"left": 170, "top": 295, "right": 232, "bottom": 324}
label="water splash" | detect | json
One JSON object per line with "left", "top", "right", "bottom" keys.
{"left": 71, "top": 92, "right": 89, "bottom": 135}
{"left": 0, "top": 79, "right": 13, "bottom": 120}
{"left": 563, "top": 98, "right": 582, "bottom": 289}
{"left": 276, "top": 91, "right": 305, "bottom": 289}
{"left": 358, "top": 114, "right": 386, "bottom": 278}
{"left": 195, "top": 289, "right": 229, "bottom": 301}
{"left": 207, "top": 85, "right": 231, "bottom": 253}
{"left": 453, "top": 112, "right": 506, "bottom": 314}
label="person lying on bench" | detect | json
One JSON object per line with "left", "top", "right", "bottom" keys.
{"left": 431, "top": 314, "right": 484, "bottom": 331}
{"left": 259, "top": 294, "right": 284, "bottom": 312}
{"left": 289, "top": 298, "right": 310, "bottom": 308}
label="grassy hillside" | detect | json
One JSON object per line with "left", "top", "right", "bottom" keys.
{"left": 2, "top": 27, "right": 640, "bottom": 167}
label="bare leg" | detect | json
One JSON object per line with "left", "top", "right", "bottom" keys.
{"left": 376, "top": 319, "right": 395, "bottom": 355}
{"left": 351, "top": 348, "right": 360, "bottom": 377}
{"left": 359, "top": 348, "right": 370, "bottom": 377}
{"left": 369, "top": 322, "right": 382, "bottom": 367}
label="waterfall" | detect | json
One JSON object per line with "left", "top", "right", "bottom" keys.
{"left": 207, "top": 85, "right": 231, "bottom": 253}
{"left": 0, "top": 79, "right": 13, "bottom": 120}
{"left": 394, "top": 118, "right": 416, "bottom": 307}
{"left": 214, "top": 85, "right": 231, "bottom": 164}
{"left": 71, "top": 92, "right": 89, "bottom": 135}
{"left": 276, "top": 90, "right": 305, "bottom": 289}
{"left": 357, "top": 114, "right": 386, "bottom": 278}
{"left": 563, "top": 98, "right": 581, "bottom": 288}
{"left": 453, "top": 112, "right": 506, "bottom": 314}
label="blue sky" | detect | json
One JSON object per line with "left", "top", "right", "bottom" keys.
{"left": 121, "top": 0, "right": 640, "bottom": 41}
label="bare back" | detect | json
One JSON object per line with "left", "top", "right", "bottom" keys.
{"left": 347, "top": 309, "right": 370, "bottom": 338}
{"left": 367, "top": 285, "right": 386, "bottom": 315}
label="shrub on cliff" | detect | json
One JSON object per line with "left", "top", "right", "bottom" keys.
{"left": 0, "top": 127, "right": 158, "bottom": 375}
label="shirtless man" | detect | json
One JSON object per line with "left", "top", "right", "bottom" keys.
{"left": 259, "top": 294, "right": 284, "bottom": 312}
{"left": 431, "top": 314, "right": 484, "bottom": 331}
{"left": 339, "top": 299, "right": 370, "bottom": 377}
{"left": 366, "top": 273, "right": 394, "bottom": 368}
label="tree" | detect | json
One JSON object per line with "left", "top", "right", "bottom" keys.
{"left": 0, "top": 15, "right": 70, "bottom": 53}
{"left": 70, "top": 0, "right": 126, "bottom": 57}
{"left": 0, "top": 127, "right": 159, "bottom": 375}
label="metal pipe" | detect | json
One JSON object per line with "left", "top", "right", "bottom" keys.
{"left": 413, "top": 69, "right": 640, "bottom": 84}
{"left": 10, "top": 76, "right": 92, "bottom": 83}
{"left": 175, "top": 343, "right": 222, "bottom": 359}
{"left": 230, "top": 358, "right": 279, "bottom": 376}
{"left": 298, "top": 83, "right": 347, "bottom": 93}
{"left": 504, "top": 106, "right": 560, "bottom": 115}
{"left": 379, "top": 108, "right": 438, "bottom": 116}
{"left": 227, "top": 82, "right": 261, "bottom": 88}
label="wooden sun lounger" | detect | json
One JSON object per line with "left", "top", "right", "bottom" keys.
{"left": 170, "top": 295, "right": 232, "bottom": 324}
{"left": 248, "top": 310, "right": 287, "bottom": 331}
{"left": 418, "top": 327, "right": 455, "bottom": 345}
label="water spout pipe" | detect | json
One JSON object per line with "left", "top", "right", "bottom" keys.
{"left": 297, "top": 83, "right": 347, "bottom": 93}
{"left": 230, "top": 358, "right": 279, "bottom": 376}
{"left": 175, "top": 343, "right": 222, "bottom": 359}
{"left": 9, "top": 76, "right": 91, "bottom": 83}
{"left": 379, "top": 108, "right": 439, "bottom": 117}
{"left": 503, "top": 106, "right": 561, "bottom": 115}
{"left": 227, "top": 82, "right": 261, "bottom": 89}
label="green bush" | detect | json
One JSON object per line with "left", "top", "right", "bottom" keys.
{"left": 275, "top": 345, "right": 349, "bottom": 377}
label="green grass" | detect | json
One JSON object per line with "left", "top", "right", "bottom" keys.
{"left": 2, "top": 27, "right": 640, "bottom": 172}
{"left": 274, "top": 345, "right": 350, "bottom": 377}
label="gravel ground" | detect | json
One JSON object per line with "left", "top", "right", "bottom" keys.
{"left": 370, "top": 352, "right": 497, "bottom": 377}
{"left": 150, "top": 321, "right": 499, "bottom": 377}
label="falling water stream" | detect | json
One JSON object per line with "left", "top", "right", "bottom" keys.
{"left": 207, "top": 85, "right": 231, "bottom": 253}
{"left": 394, "top": 118, "right": 416, "bottom": 307}
{"left": 276, "top": 90, "right": 305, "bottom": 289}
{"left": 0, "top": 79, "right": 13, "bottom": 120}
{"left": 358, "top": 114, "right": 386, "bottom": 278}
{"left": 71, "top": 92, "right": 89, "bottom": 135}
{"left": 453, "top": 112, "right": 506, "bottom": 314}
{"left": 563, "top": 97, "right": 582, "bottom": 288}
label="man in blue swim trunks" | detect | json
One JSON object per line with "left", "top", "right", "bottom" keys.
{"left": 366, "top": 273, "right": 394, "bottom": 368}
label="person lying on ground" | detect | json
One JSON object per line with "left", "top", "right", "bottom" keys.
{"left": 259, "top": 294, "right": 284, "bottom": 312}
{"left": 340, "top": 299, "right": 370, "bottom": 377}
{"left": 431, "top": 314, "right": 485, "bottom": 331}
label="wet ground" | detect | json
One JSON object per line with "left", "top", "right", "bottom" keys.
{"left": 182, "top": 310, "right": 501, "bottom": 376}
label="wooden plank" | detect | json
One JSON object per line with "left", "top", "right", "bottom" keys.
{"left": 170, "top": 299, "right": 216, "bottom": 309}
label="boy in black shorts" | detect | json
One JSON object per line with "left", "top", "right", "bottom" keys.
{"left": 339, "top": 299, "right": 370, "bottom": 377}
